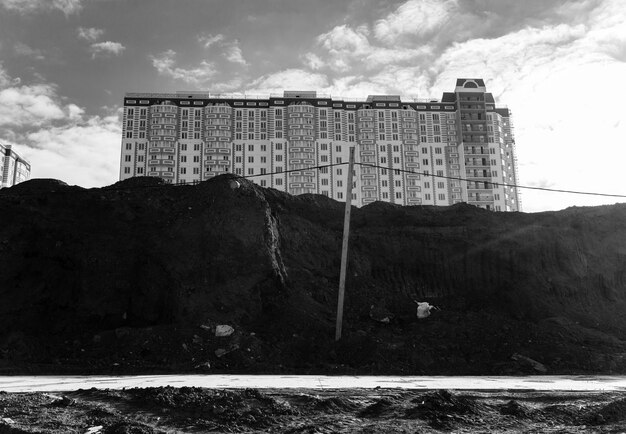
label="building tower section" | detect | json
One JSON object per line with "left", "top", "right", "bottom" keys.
{"left": 0, "top": 143, "right": 31, "bottom": 188}
{"left": 120, "top": 79, "right": 520, "bottom": 211}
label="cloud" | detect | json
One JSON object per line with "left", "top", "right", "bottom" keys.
{"left": 302, "top": 53, "right": 324, "bottom": 70}
{"left": 13, "top": 42, "right": 45, "bottom": 60}
{"left": 310, "top": 24, "right": 430, "bottom": 72}
{"left": 149, "top": 49, "right": 216, "bottom": 85}
{"left": 246, "top": 69, "right": 329, "bottom": 94}
{"left": 90, "top": 41, "right": 126, "bottom": 58}
{"left": 0, "top": 0, "right": 84, "bottom": 15}
{"left": 0, "top": 84, "right": 69, "bottom": 128}
{"left": 0, "top": 65, "right": 120, "bottom": 188}
{"left": 22, "top": 112, "right": 121, "bottom": 187}
{"left": 77, "top": 26, "right": 104, "bottom": 42}
{"left": 374, "top": 0, "right": 457, "bottom": 43}
{"left": 198, "top": 33, "right": 225, "bottom": 48}
{"left": 224, "top": 43, "right": 246, "bottom": 65}
{"left": 197, "top": 33, "right": 248, "bottom": 66}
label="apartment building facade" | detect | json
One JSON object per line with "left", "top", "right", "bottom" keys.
{"left": 120, "top": 78, "right": 520, "bottom": 211}
{"left": 0, "top": 143, "right": 31, "bottom": 188}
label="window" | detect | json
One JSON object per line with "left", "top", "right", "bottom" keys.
{"left": 260, "top": 180, "right": 266, "bottom": 187}
{"left": 393, "top": 145, "right": 399, "bottom": 152}
{"left": 379, "top": 134, "right": 385, "bottom": 140}
{"left": 248, "top": 133, "right": 254, "bottom": 139}
{"left": 180, "top": 167, "right": 187, "bottom": 174}
{"left": 337, "top": 180, "right": 343, "bottom": 187}
{"left": 276, "top": 143, "right": 283, "bottom": 150}
{"left": 193, "top": 156, "right": 200, "bottom": 162}
{"left": 125, "top": 143, "right": 132, "bottom": 150}
{"left": 127, "top": 109, "right": 134, "bottom": 116}
{"left": 124, "top": 167, "right": 130, "bottom": 174}
{"left": 395, "top": 192, "right": 402, "bottom": 199}
{"left": 424, "top": 193, "right": 431, "bottom": 200}
{"left": 181, "top": 132, "right": 187, "bottom": 139}
{"left": 125, "top": 131, "right": 132, "bottom": 138}
{"left": 321, "top": 178, "right": 329, "bottom": 186}
{"left": 336, "top": 157, "right": 342, "bottom": 164}
{"left": 432, "top": 114, "right": 439, "bottom": 122}
{"left": 321, "top": 155, "right": 328, "bottom": 162}
{"left": 276, "top": 155, "right": 283, "bottom": 162}
{"left": 194, "top": 144, "right": 200, "bottom": 151}
{"left": 337, "top": 168, "right": 343, "bottom": 175}
{"left": 435, "top": 147, "right": 442, "bottom": 154}
{"left": 248, "top": 144, "right": 254, "bottom": 151}
{"left": 435, "top": 159, "right": 443, "bottom": 165}
{"left": 276, "top": 178, "right": 283, "bottom": 185}
{"left": 437, "top": 182, "right": 445, "bottom": 189}
{"left": 424, "top": 182, "right": 430, "bottom": 188}
{"left": 181, "top": 156, "right": 187, "bottom": 162}
{"left": 236, "top": 156, "right": 242, "bottom": 163}
{"left": 393, "top": 157, "right": 400, "bottom": 164}
{"left": 422, "top": 159, "right": 429, "bottom": 165}
{"left": 261, "top": 156, "right": 267, "bottom": 163}
{"left": 248, "top": 156, "right": 254, "bottom": 163}
{"left": 248, "top": 168, "right": 254, "bottom": 175}
{"left": 395, "top": 180, "right": 401, "bottom": 187}
{"left": 381, "top": 157, "right": 387, "bottom": 164}
{"left": 438, "top": 193, "right": 446, "bottom": 200}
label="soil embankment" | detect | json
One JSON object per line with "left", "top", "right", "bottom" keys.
{"left": 1, "top": 175, "right": 626, "bottom": 374}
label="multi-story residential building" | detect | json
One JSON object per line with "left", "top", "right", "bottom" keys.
{"left": 0, "top": 143, "right": 31, "bottom": 188}
{"left": 120, "top": 78, "right": 520, "bottom": 211}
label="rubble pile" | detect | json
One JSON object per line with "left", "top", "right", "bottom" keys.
{"left": 1, "top": 175, "right": 626, "bottom": 374}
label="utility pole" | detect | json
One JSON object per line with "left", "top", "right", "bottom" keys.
{"left": 335, "top": 146, "right": 355, "bottom": 341}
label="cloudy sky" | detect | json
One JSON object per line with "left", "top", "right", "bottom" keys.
{"left": 0, "top": 0, "right": 624, "bottom": 212}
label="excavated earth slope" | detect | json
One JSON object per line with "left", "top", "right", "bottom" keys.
{"left": 1, "top": 175, "right": 626, "bottom": 374}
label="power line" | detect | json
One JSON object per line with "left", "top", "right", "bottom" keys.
{"left": 1, "top": 160, "right": 625, "bottom": 200}
{"left": 355, "top": 162, "right": 626, "bottom": 199}
{"left": 241, "top": 162, "right": 347, "bottom": 179}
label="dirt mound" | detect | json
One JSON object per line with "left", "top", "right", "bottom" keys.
{"left": 105, "top": 176, "right": 166, "bottom": 189}
{"left": 0, "top": 178, "right": 75, "bottom": 194}
{"left": 1, "top": 174, "right": 626, "bottom": 374}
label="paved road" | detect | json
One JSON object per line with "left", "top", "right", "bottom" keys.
{"left": 1, "top": 375, "right": 626, "bottom": 393}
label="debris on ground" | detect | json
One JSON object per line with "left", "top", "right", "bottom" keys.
{"left": 215, "top": 325, "right": 235, "bottom": 337}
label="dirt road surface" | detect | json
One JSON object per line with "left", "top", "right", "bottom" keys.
{"left": 1, "top": 387, "right": 626, "bottom": 433}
